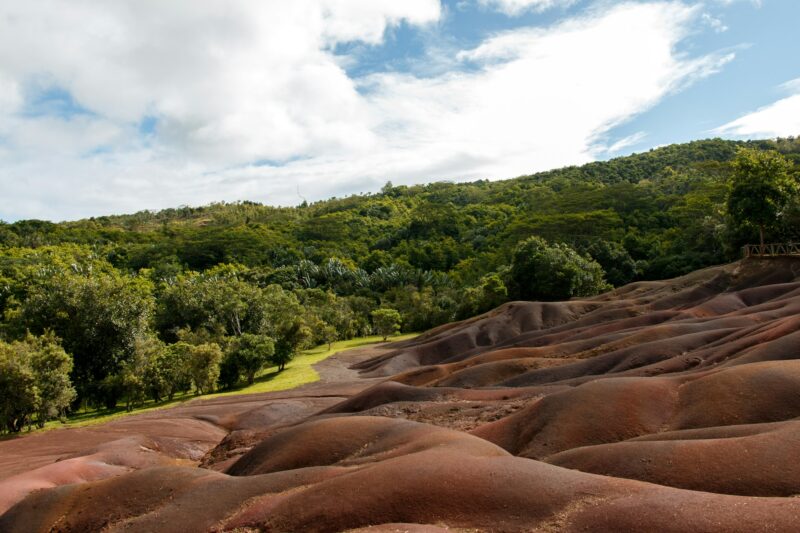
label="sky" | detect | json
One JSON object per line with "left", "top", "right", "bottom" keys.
{"left": 0, "top": 0, "right": 798, "bottom": 222}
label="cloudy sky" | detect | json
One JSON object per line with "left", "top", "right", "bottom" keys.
{"left": 1, "top": 0, "right": 798, "bottom": 222}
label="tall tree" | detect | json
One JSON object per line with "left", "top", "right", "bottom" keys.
{"left": 230, "top": 334, "right": 275, "bottom": 384}
{"left": 0, "top": 333, "right": 75, "bottom": 431}
{"left": 154, "top": 343, "right": 193, "bottom": 401}
{"left": 8, "top": 271, "right": 153, "bottom": 407}
{"left": 25, "top": 332, "right": 77, "bottom": 425}
{"left": 0, "top": 341, "right": 37, "bottom": 432}
{"left": 372, "top": 308, "right": 402, "bottom": 341}
{"left": 186, "top": 343, "right": 223, "bottom": 394}
{"left": 727, "top": 148, "right": 797, "bottom": 250}
{"left": 320, "top": 324, "right": 338, "bottom": 350}
{"left": 272, "top": 320, "right": 312, "bottom": 372}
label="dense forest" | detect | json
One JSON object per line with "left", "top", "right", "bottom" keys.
{"left": 2, "top": 137, "right": 799, "bottom": 431}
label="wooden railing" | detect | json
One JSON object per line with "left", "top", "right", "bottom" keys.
{"left": 742, "top": 242, "right": 800, "bottom": 258}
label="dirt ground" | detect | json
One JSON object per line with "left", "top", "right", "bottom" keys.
{"left": 0, "top": 343, "right": 392, "bottom": 512}
{"left": 3, "top": 258, "right": 800, "bottom": 532}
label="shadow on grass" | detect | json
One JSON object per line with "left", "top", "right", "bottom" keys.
{"left": 66, "top": 393, "right": 195, "bottom": 422}
{"left": 213, "top": 368, "right": 284, "bottom": 395}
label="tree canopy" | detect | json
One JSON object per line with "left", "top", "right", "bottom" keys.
{"left": 509, "top": 237, "right": 610, "bottom": 301}
{"left": 372, "top": 308, "right": 402, "bottom": 341}
{"left": 0, "top": 332, "right": 75, "bottom": 431}
{"left": 1, "top": 137, "right": 798, "bottom": 426}
{"left": 727, "top": 148, "right": 798, "bottom": 248}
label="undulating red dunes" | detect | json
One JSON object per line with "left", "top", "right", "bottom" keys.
{"left": 2, "top": 257, "right": 800, "bottom": 532}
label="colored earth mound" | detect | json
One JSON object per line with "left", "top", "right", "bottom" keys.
{"left": 2, "top": 257, "right": 800, "bottom": 532}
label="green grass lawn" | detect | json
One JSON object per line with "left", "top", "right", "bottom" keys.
{"left": 203, "top": 333, "right": 416, "bottom": 398}
{"left": 32, "top": 333, "right": 417, "bottom": 433}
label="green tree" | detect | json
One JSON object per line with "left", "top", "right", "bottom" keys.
{"left": 372, "top": 308, "right": 401, "bottom": 341}
{"left": 0, "top": 333, "right": 75, "bottom": 431}
{"left": 727, "top": 148, "right": 797, "bottom": 250}
{"left": 458, "top": 273, "right": 508, "bottom": 318}
{"left": 296, "top": 288, "right": 358, "bottom": 340}
{"left": 383, "top": 286, "right": 457, "bottom": 332}
{"left": 186, "top": 342, "right": 223, "bottom": 394}
{"left": 157, "top": 343, "right": 193, "bottom": 400}
{"left": 7, "top": 270, "right": 153, "bottom": 407}
{"left": 135, "top": 335, "right": 169, "bottom": 402}
{"left": 320, "top": 324, "right": 339, "bottom": 350}
{"left": 272, "top": 320, "right": 312, "bottom": 372}
{"left": 509, "top": 237, "right": 610, "bottom": 301}
{"left": 261, "top": 286, "right": 311, "bottom": 372}
{"left": 118, "top": 362, "right": 146, "bottom": 412}
{"left": 230, "top": 333, "right": 275, "bottom": 384}
{"left": 362, "top": 250, "right": 392, "bottom": 273}
{"left": 0, "top": 244, "right": 115, "bottom": 317}
{"left": 115, "top": 334, "right": 168, "bottom": 411}
{"left": 25, "top": 332, "right": 76, "bottom": 425}
{"left": 156, "top": 267, "right": 265, "bottom": 340}
{"left": 581, "top": 239, "right": 638, "bottom": 287}
{"left": 0, "top": 342, "right": 36, "bottom": 432}
{"left": 343, "top": 296, "right": 377, "bottom": 337}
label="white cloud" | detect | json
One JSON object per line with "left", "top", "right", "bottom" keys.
{"left": 0, "top": 1, "right": 441, "bottom": 165}
{"left": 0, "top": 1, "right": 731, "bottom": 221}
{"left": 605, "top": 132, "right": 649, "bottom": 154}
{"left": 714, "top": 0, "right": 762, "bottom": 7}
{"left": 354, "top": 2, "right": 730, "bottom": 177}
{"left": 778, "top": 77, "right": 800, "bottom": 94}
{"left": 715, "top": 93, "right": 800, "bottom": 138}
{"left": 319, "top": 1, "right": 442, "bottom": 44}
{"left": 0, "top": 73, "right": 21, "bottom": 112}
{"left": 477, "top": 0, "right": 577, "bottom": 16}
{"left": 701, "top": 13, "right": 728, "bottom": 33}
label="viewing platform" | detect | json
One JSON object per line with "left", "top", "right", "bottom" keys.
{"left": 742, "top": 243, "right": 800, "bottom": 258}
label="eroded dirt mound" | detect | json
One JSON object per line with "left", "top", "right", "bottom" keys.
{"left": 3, "top": 257, "right": 800, "bottom": 531}
{"left": 0, "top": 365, "right": 375, "bottom": 514}
{"left": 4, "top": 416, "right": 800, "bottom": 533}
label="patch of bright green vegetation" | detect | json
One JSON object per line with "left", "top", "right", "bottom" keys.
{"left": 36, "top": 333, "right": 416, "bottom": 432}
{"left": 206, "top": 333, "right": 417, "bottom": 398}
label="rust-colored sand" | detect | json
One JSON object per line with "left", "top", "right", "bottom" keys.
{"left": 3, "top": 257, "right": 800, "bottom": 532}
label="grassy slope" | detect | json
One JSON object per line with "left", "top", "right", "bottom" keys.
{"left": 42, "top": 333, "right": 416, "bottom": 431}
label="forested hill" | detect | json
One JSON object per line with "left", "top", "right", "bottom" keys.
{"left": 3, "top": 137, "right": 799, "bottom": 280}
{"left": 1, "top": 137, "right": 799, "bottom": 422}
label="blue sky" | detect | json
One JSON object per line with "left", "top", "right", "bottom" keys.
{"left": 607, "top": 0, "right": 800, "bottom": 150}
{"left": 0, "top": 0, "right": 798, "bottom": 221}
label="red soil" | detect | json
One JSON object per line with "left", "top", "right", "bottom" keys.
{"left": 2, "top": 257, "right": 800, "bottom": 531}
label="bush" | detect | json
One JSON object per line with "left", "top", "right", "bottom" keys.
{"left": 509, "top": 237, "right": 610, "bottom": 301}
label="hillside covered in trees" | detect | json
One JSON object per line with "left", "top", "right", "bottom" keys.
{"left": 1, "top": 137, "right": 799, "bottom": 430}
